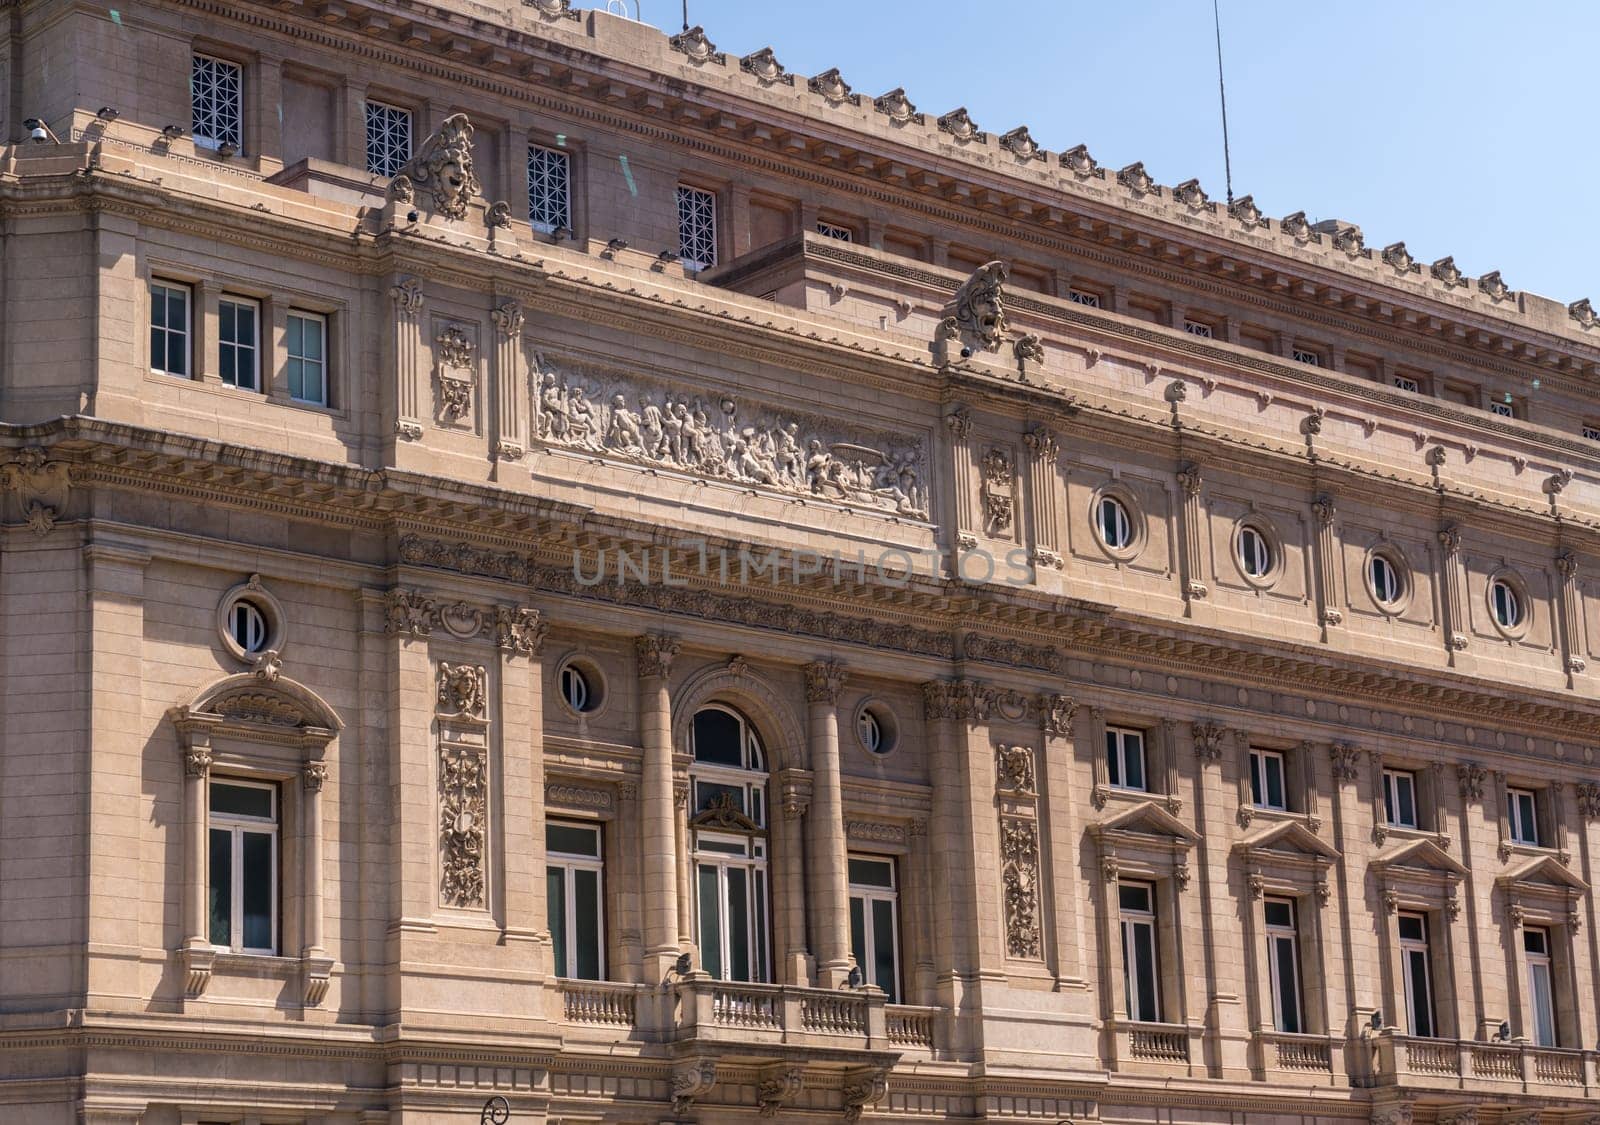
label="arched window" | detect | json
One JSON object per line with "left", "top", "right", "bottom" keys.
{"left": 689, "top": 705, "right": 770, "bottom": 983}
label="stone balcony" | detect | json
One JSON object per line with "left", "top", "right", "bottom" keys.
{"left": 1252, "top": 1030, "right": 1347, "bottom": 1085}
{"left": 1107, "top": 1020, "right": 1204, "bottom": 1075}
{"left": 1365, "top": 1030, "right": 1595, "bottom": 1096}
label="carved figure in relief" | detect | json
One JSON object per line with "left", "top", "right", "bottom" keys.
{"left": 529, "top": 358, "right": 929, "bottom": 518}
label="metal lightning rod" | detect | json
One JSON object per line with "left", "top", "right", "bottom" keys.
{"left": 1212, "top": 0, "right": 1235, "bottom": 206}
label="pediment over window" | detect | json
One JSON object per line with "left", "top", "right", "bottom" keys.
{"left": 1232, "top": 819, "right": 1340, "bottom": 862}
{"left": 1497, "top": 854, "right": 1589, "bottom": 895}
{"left": 1370, "top": 837, "right": 1468, "bottom": 878}
{"left": 170, "top": 672, "right": 342, "bottom": 749}
{"left": 1092, "top": 800, "right": 1201, "bottom": 848}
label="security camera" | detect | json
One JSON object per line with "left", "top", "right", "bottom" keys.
{"left": 96, "top": 107, "right": 120, "bottom": 122}
{"left": 22, "top": 118, "right": 56, "bottom": 144}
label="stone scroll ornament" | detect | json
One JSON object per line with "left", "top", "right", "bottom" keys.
{"left": 387, "top": 113, "right": 480, "bottom": 220}
{"left": 530, "top": 354, "right": 930, "bottom": 519}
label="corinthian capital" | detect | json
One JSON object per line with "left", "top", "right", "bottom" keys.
{"left": 802, "top": 660, "right": 848, "bottom": 704}
{"left": 636, "top": 633, "right": 681, "bottom": 678}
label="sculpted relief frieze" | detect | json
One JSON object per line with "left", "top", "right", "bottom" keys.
{"left": 531, "top": 354, "right": 930, "bottom": 520}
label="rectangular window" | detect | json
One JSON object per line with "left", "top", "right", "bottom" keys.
{"left": 1067, "top": 289, "right": 1102, "bottom": 308}
{"left": 1264, "top": 897, "right": 1303, "bottom": 1033}
{"left": 364, "top": 100, "right": 412, "bottom": 178}
{"left": 1524, "top": 927, "right": 1556, "bottom": 1047}
{"left": 286, "top": 311, "right": 327, "bottom": 406}
{"left": 677, "top": 185, "right": 717, "bottom": 270}
{"left": 1507, "top": 787, "right": 1540, "bottom": 846}
{"left": 527, "top": 144, "right": 572, "bottom": 235}
{"left": 1383, "top": 768, "right": 1418, "bottom": 829}
{"left": 208, "top": 779, "right": 277, "bottom": 954}
{"left": 1393, "top": 375, "right": 1422, "bottom": 393}
{"left": 191, "top": 54, "right": 243, "bottom": 151}
{"left": 816, "top": 220, "right": 853, "bottom": 242}
{"left": 847, "top": 855, "right": 900, "bottom": 1003}
{"left": 546, "top": 821, "right": 604, "bottom": 980}
{"left": 1183, "top": 319, "right": 1213, "bottom": 339}
{"left": 694, "top": 831, "right": 768, "bottom": 983}
{"left": 1488, "top": 399, "right": 1514, "bottom": 418}
{"left": 1250, "top": 748, "right": 1288, "bottom": 811}
{"left": 218, "top": 296, "right": 260, "bottom": 391}
{"left": 150, "top": 281, "right": 192, "bottom": 377}
{"left": 1105, "top": 727, "right": 1147, "bottom": 792}
{"left": 1291, "top": 348, "right": 1321, "bottom": 366}
{"left": 1119, "top": 882, "right": 1160, "bottom": 1022}
{"left": 1398, "top": 912, "right": 1435, "bottom": 1038}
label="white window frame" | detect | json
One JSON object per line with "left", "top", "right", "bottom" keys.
{"left": 218, "top": 295, "right": 261, "bottom": 392}
{"left": 528, "top": 144, "right": 572, "bottom": 236}
{"left": 1398, "top": 912, "right": 1436, "bottom": 1037}
{"left": 286, "top": 310, "right": 328, "bottom": 406}
{"left": 1507, "top": 787, "right": 1540, "bottom": 846}
{"left": 1105, "top": 726, "right": 1147, "bottom": 792}
{"left": 1491, "top": 578, "right": 1522, "bottom": 629}
{"left": 676, "top": 184, "right": 718, "bottom": 270}
{"left": 1238, "top": 525, "right": 1272, "bottom": 579}
{"left": 1371, "top": 553, "right": 1401, "bottom": 605}
{"left": 1291, "top": 348, "right": 1321, "bottom": 366}
{"left": 815, "top": 220, "right": 853, "bottom": 242}
{"left": 1383, "top": 768, "right": 1419, "bottom": 829}
{"left": 857, "top": 709, "right": 883, "bottom": 753}
{"left": 1264, "top": 896, "right": 1303, "bottom": 1033}
{"left": 191, "top": 53, "right": 243, "bottom": 152}
{"left": 208, "top": 778, "right": 278, "bottom": 955}
{"left": 547, "top": 821, "right": 605, "bottom": 980}
{"left": 1250, "top": 748, "right": 1288, "bottom": 811}
{"left": 560, "top": 663, "right": 591, "bottom": 713}
{"left": 847, "top": 855, "right": 900, "bottom": 1003}
{"left": 364, "top": 99, "right": 413, "bottom": 178}
{"left": 228, "top": 600, "right": 268, "bottom": 655}
{"left": 693, "top": 830, "right": 770, "bottom": 983}
{"left": 1067, "top": 288, "right": 1102, "bottom": 308}
{"left": 150, "top": 280, "right": 193, "bottom": 378}
{"left": 1097, "top": 495, "right": 1132, "bottom": 549}
{"left": 1525, "top": 926, "right": 1556, "bottom": 1047}
{"left": 1119, "top": 882, "right": 1161, "bottom": 1023}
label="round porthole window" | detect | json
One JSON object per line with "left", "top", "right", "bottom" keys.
{"left": 1370, "top": 552, "right": 1404, "bottom": 609}
{"left": 1097, "top": 495, "right": 1132, "bottom": 550}
{"left": 1238, "top": 524, "right": 1273, "bottom": 580}
{"left": 556, "top": 656, "right": 606, "bottom": 715}
{"left": 1490, "top": 577, "right": 1524, "bottom": 631}
{"left": 216, "top": 575, "right": 286, "bottom": 664}
{"left": 854, "top": 701, "right": 898, "bottom": 756}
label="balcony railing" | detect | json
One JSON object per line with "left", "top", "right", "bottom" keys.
{"left": 559, "top": 979, "right": 641, "bottom": 1027}
{"left": 673, "top": 974, "right": 903, "bottom": 1050}
{"left": 885, "top": 1004, "right": 937, "bottom": 1049}
{"left": 1128, "top": 1023, "right": 1190, "bottom": 1063}
{"left": 1368, "top": 1030, "right": 1595, "bottom": 1094}
{"left": 1260, "top": 1031, "right": 1334, "bottom": 1074}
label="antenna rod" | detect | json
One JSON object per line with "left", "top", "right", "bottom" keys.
{"left": 1212, "top": 0, "right": 1235, "bottom": 206}
{"left": 682, "top": 0, "right": 688, "bottom": 30}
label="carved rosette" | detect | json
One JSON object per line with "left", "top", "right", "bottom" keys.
{"left": 803, "top": 659, "right": 848, "bottom": 704}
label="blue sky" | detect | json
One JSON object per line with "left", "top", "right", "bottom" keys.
{"left": 578, "top": 0, "right": 1595, "bottom": 307}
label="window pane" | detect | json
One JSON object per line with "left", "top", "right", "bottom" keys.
{"left": 1124, "top": 737, "right": 1144, "bottom": 790}
{"left": 871, "top": 898, "right": 898, "bottom": 1004}
{"left": 848, "top": 858, "right": 894, "bottom": 887}
{"left": 241, "top": 830, "right": 273, "bottom": 950}
{"left": 287, "top": 315, "right": 302, "bottom": 354}
{"left": 211, "top": 783, "right": 273, "bottom": 819}
{"left": 1398, "top": 914, "right": 1425, "bottom": 942}
{"left": 850, "top": 896, "right": 867, "bottom": 976}
{"left": 1118, "top": 883, "right": 1151, "bottom": 913}
{"left": 1265, "top": 757, "right": 1285, "bottom": 809}
{"left": 1132, "top": 923, "right": 1159, "bottom": 1021}
{"left": 1406, "top": 949, "right": 1433, "bottom": 1037}
{"left": 1530, "top": 961, "right": 1555, "bottom": 1046}
{"left": 547, "top": 823, "right": 600, "bottom": 857}
{"left": 1264, "top": 899, "right": 1293, "bottom": 928}
{"left": 151, "top": 288, "right": 168, "bottom": 329}
{"left": 208, "top": 827, "right": 232, "bottom": 946}
{"left": 754, "top": 868, "right": 768, "bottom": 982}
{"left": 546, "top": 867, "right": 568, "bottom": 976}
{"left": 1105, "top": 730, "right": 1122, "bottom": 787}
{"left": 303, "top": 361, "right": 325, "bottom": 406}
{"left": 1398, "top": 778, "right": 1416, "bottom": 826}
{"left": 168, "top": 332, "right": 187, "bottom": 377}
{"left": 1273, "top": 934, "right": 1301, "bottom": 1032}
{"left": 574, "top": 868, "right": 601, "bottom": 980}
{"left": 1249, "top": 753, "right": 1264, "bottom": 805}
{"left": 697, "top": 865, "right": 722, "bottom": 980}
{"left": 726, "top": 866, "right": 750, "bottom": 982}
{"left": 693, "top": 708, "right": 745, "bottom": 766}
{"left": 303, "top": 321, "right": 323, "bottom": 361}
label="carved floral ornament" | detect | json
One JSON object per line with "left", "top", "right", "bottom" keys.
{"left": 1332, "top": 225, "right": 1365, "bottom": 257}
{"left": 389, "top": 276, "right": 424, "bottom": 315}
{"left": 979, "top": 447, "right": 1015, "bottom": 537}
{"left": 386, "top": 113, "right": 480, "bottom": 221}
{"left": 1, "top": 447, "right": 71, "bottom": 535}
{"left": 439, "top": 740, "right": 488, "bottom": 908}
{"left": 531, "top": 353, "right": 929, "bottom": 520}
{"left": 1479, "top": 270, "right": 1512, "bottom": 301}
{"left": 802, "top": 659, "right": 848, "bottom": 703}
{"left": 1000, "top": 816, "right": 1043, "bottom": 959}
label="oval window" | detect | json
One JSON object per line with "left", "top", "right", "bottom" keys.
{"left": 1239, "top": 525, "right": 1272, "bottom": 579}
{"left": 1371, "top": 553, "right": 1401, "bottom": 605}
{"left": 560, "top": 663, "right": 593, "bottom": 712}
{"left": 1491, "top": 578, "right": 1522, "bottom": 629}
{"left": 1098, "top": 495, "right": 1132, "bottom": 550}
{"left": 858, "top": 709, "right": 883, "bottom": 754}
{"left": 229, "top": 600, "right": 268, "bottom": 654}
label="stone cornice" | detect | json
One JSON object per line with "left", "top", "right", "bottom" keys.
{"left": 171, "top": 0, "right": 1600, "bottom": 366}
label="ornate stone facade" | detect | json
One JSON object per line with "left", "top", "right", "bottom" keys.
{"left": 4, "top": 3, "right": 1600, "bottom": 1124}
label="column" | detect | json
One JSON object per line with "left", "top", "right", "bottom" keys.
{"left": 905, "top": 818, "right": 935, "bottom": 1004}
{"left": 1177, "top": 462, "right": 1207, "bottom": 610}
{"left": 1311, "top": 493, "right": 1342, "bottom": 636}
{"left": 1039, "top": 694, "right": 1085, "bottom": 987}
{"left": 1190, "top": 722, "right": 1247, "bottom": 1078}
{"left": 300, "top": 759, "right": 335, "bottom": 1006}
{"left": 385, "top": 589, "right": 437, "bottom": 939}
{"left": 636, "top": 633, "right": 681, "bottom": 981}
{"left": 180, "top": 733, "right": 214, "bottom": 962}
{"left": 389, "top": 276, "right": 425, "bottom": 441}
{"left": 1556, "top": 550, "right": 1585, "bottom": 688}
{"left": 777, "top": 771, "right": 814, "bottom": 984}
{"left": 675, "top": 776, "right": 693, "bottom": 950}
{"left": 1436, "top": 522, "right": 1469, "bottom": 665}
{"left": 804, "top": 660, "right": 851, "bottom": 987}
{"left": 616, "top": 782, "right": 643, "bottom": 982}
{"left": 945, "top": 405, "right": 976, "bottom": 553}
{"left": 497, "top": 606, "right": 548, "bottom": 953}
{"left": 1329, "top": 743, "right": 1381, "bottom": 1037}
{"left": 490, "top": 297, "right": 527, "bottom": 473}
{"left": 1023, "top": 427, "right": 1063, "bottom": 573}
{"left": 254, "top": 53, "right": 284, "bottom": 169}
